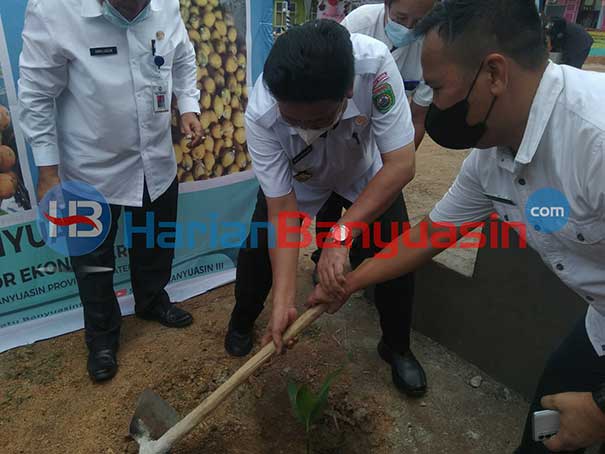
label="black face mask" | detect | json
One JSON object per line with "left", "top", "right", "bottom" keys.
{"left": 425, "top": 62, "right": 497, "bottom": 150}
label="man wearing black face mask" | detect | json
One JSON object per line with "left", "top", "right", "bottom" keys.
{"left": 308, "top": 1, "right": 605, "bottom": 452}
{"left": 423, "top": 59, "right": 497, "bottom": 150}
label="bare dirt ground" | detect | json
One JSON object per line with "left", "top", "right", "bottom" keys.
{"left": 0, "top": 138, "right": 533, "bottom": 454}
{"left": 0, "top": 282, "right": 529, "bottom": 454}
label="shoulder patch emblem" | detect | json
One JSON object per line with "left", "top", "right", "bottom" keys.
{"left": 373, "top": 71, "right": 390, "bottom": 88}
{"left": 372, "top": 83, "right": 395, "bottom": 114}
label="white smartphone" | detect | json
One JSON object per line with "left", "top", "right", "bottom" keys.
{"left": 532, "top": 409, "right": 560, "bottom": 442}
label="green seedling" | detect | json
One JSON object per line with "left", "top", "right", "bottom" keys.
{"left": 287, "top": 368, "right": 343, "bottom": 454}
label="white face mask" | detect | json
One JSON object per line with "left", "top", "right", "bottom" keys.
{"left": 294, "top": 127, "right": 331, "bottom": 145}
{"left": 293, "top": 100, "right": 347, "bottom": 145}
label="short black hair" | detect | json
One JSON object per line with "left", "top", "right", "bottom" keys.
{"left": 416, "top": 0, "right": 548, "bottom": 70}
{"left": 263, "top": 19, "right": 355, "bottom": 103}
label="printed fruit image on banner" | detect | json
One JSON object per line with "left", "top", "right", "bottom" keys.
{"left": 173, "top": 0, "right": 250, "bottom": 183}
{"left": 0, "top": 74, "right": 31, "bottom": 216}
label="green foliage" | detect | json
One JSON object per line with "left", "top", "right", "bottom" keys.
{"left": 287, "top": 368, "right": 343, "bottom": 453}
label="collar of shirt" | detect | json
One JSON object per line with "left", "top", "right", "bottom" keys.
{"left": 495, "top": 62, "right": 564, "bottom": 171}
{"left": 81, "top": 0, "right": 163, "bottom": 18}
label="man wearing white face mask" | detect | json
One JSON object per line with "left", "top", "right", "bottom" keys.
{"left": 224, "top": 20, "right": 427, "bottom": 397}
{"left": 18, "top": 0, "right": 201, "bottom": 382}
{"left": 310, "top": 0, "right": 436, "bottom": 294}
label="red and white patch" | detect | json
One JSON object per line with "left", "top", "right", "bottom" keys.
{"left": 373, "top": 72, "right": 390, "bottom": 89}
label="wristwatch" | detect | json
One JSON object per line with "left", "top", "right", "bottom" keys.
{"left": 329, "top": 223, "right": 352, "bottom": 245}
{"left": 593, "top": 383, "right": 605, "bottom": 414}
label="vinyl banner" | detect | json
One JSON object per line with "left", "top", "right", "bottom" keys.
{"left": 0, "top": 0, "right": 271, "bottom": 352}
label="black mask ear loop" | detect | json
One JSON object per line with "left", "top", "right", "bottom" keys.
{"left": 482, "top": 95, "right": 497, "bottom": 124}
{"left": 465, "top": 61, "right": 485, "bottom": 100}
{"left": 467, "top": 60, "right": 497, "bottom": 125}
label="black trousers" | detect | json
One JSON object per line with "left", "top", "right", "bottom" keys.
{"left": 517, "top": 314, "right": 605, "bottom": 453}
{"left": 71, "top": 178, "right": 178, "bottom": 351}
{"left": 230, "top": 189, "right": 416, "bottom": 353}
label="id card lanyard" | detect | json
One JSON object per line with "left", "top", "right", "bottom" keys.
{"left": 151, "top": 39, "right": 168, "bottom": 113}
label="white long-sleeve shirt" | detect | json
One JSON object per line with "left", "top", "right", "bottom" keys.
{"left": 18, "top": 0, "right": 200, "bottom": 206}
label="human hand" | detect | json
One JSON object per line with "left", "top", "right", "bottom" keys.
{"left": 180, "top": 112, "right": 203, "bottom": 148}
{"left": 541, "top": 392, "right": 605, "bottom": 452}
{"left": 261, "top": 303, "right": 298, "bottom": 354}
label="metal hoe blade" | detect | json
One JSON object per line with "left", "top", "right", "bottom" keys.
{"left": 130, "top": 389, "right": 180, "bottom": 446}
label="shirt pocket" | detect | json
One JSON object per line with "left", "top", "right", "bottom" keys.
{"left": 332, "top": 126, "right": 367, "bottom": 177}
{"left": 155, "top": 36, "right": 179, "bottom": 67}
{"left": 347, "top": 121, "right": 369, "bottom": 154}
{"left": 143, "top": 38, "right": 178, "bottom": 81}
{"left": 558, "top": 217, "right": 605, "bottom": 247}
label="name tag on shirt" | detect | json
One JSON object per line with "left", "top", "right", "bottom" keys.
{"left": 90, "top": 47, "right": 118, "bottom": 56}
{"left": 153, "top": 85, "right": 169, "bottom": 113}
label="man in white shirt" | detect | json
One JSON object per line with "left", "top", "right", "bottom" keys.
{"left": 18, "top": 0, "right": 201, "bottom": 382}
{"left": 342, "top": 0, "right": 435, "bottom": 147}
{"left": 225, "top": 20, "right": 428, "bottom": 396}
{"left": 309, "top": 1, "right": 605, "bottom": 452}
{"left": 311, "top": 0, "right": 435, "bottom": 289}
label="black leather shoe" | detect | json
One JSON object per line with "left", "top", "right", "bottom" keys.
{"left": 87, "top": 348, "right": 118, "bottom": 383}
{"left": 378, "top": 340, "right": 427, "bottom": 397}
{"left": 224, "top": 322, "right": 253, "bottom": 357}
{"left": 136, "top": 302, "right": 193, "bottom": 328}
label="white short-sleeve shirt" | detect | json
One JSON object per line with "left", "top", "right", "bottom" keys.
{"left": 341, "top": 4, "right": 433, "bottom": 107}
{"left": 245, "top": 33, "right": 415, "bottom": 217}
{"left": 430, "top": 63, "right": 605, "bottom": 355}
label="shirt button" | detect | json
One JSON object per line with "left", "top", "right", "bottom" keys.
{"left": 518, "top": 178, "right": 526, "bottom": 185}
{"left": 577, "top": 233, "right": 585, "bottom": 242}
{"left": 587, "top": 295, "right": 595, "bottom": 302}
{"left": 555, "top": 263, "right": 564, "bottom": 271}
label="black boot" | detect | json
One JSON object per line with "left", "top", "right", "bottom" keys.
{"left": 136, "top": 300, "right": 193, "bottom": 328}
{"left": 224, "top": 321, "right": 254, "bottom": 357}
{"left": 87, "top": 347, "right": 118, "bottom": 382}
{"left": 378, "top": 339, "right": 427, "bottom": 397}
